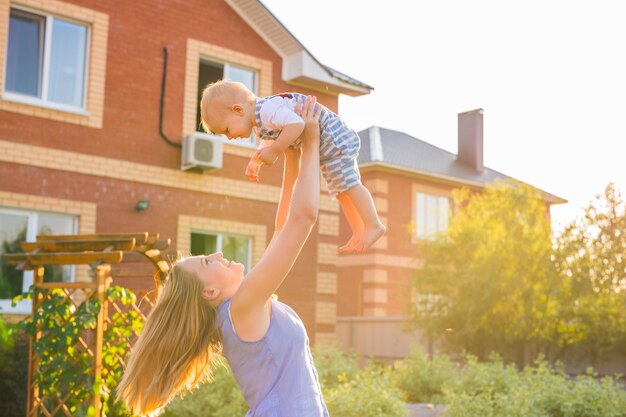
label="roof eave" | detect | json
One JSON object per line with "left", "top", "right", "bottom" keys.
{"left": 282, "top": 52, "right": 371, "bottom": 96}
{"left": 225, "top": 0, "right": 372, "bottom": 97}
{"left": 359, "top": 162, "right": 568, "bottom": 205}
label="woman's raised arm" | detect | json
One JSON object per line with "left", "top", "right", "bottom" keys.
{"left": 231, "top": 96, "right": 320, "bottom": 323}
{"left": 263, "top": 145, "right": 301, "bottom": 256}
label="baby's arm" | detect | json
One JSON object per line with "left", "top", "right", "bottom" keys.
{"left": 257, "top": 97, "right": 306, "bottom": 165}
{"left": 257, "top": 123, "right": 304, "bottom": 165}
{"left": 245, "top": 140, "right": 272, "bottom": 182}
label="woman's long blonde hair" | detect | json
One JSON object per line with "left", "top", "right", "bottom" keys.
{"left": 117, "top": 262, "right": 222, "bottom": 416}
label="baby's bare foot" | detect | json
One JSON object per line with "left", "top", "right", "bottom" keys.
{"left": 352, "top": 223, "right": 386, "bottom": 252}
{"left": 339, "top": 233, "right": 361, "bottom": 253}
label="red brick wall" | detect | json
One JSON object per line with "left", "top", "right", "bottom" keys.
{"left": 0, "top": 0, "right": 340, "bottom": 339}
{"left": 337, "top": 169, "right": 463, "bottom": 317}
{"left": 0, "top": 0, "right": 338, "bottom": 166}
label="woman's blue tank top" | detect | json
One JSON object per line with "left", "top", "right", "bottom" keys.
{"left": 217, "top": 298, "right": 329, "bottom": 417}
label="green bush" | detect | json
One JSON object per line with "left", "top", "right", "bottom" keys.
{"left": 14, "top": 285, "right": 143, "bottom": 417}
{"left": 392, "top": 346, "right": 458, "bottom": 403}
{"left": 442, "top": 355, "right": 626, "bottom": 417}
{"left": 0, "top": 316, "right": 12, "bottom": 352}
{"left": 532, "top": 367, "right": 626, "bottom": 417}
{"left": 0, "top": 317, "right": 28, "bottom": 417}
{"left": 324, "top": 364, "right": 406, "bottom": 417}
{"left": 312, "top": 343, "right": 360, "bottom": 390}
{"left": 444, "top": 352, "right": 520, "bottom": 399}
{"left": 156, "top": 341, "right": 626, "bottom": 417}
{"left": 162, "top": 360, "right": 247, "bottom": 417}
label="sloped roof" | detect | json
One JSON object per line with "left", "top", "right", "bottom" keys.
{"left": 324, "top": 66, "right": 373, "bottom": 90}
{"left": 225, "top": 0, "right": 373, "bottom": 96}
{"left": 358, "top": 126, "right": 567, "bottom": 205}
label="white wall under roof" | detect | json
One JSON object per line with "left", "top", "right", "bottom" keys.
{"left": 225, "top": 0, "right": 371, "bottom": 96}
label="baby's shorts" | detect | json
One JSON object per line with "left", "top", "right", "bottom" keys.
{"left": 319, "top": 128, "right": 361, "bottom": 198}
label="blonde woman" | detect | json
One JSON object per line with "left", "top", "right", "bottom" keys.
{"left": 117, "top": 96, "right": 328, "bottom": 417}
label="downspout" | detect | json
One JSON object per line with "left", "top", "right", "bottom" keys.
{"left": 159, "top": 46, "right": 182, "bottom": 148}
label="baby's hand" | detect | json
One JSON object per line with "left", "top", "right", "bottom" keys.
{"left": 246, "top": 151, "right": 263, "bottom": 182}
{"left": 258, "top": 146, "right": 279, "bottom": 166}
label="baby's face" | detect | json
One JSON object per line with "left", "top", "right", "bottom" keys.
{"left": 223, "top": 110, "right": 254, "bottom": 140}
{"left": 207, "top": 103, "right": 254, "bottom": 140}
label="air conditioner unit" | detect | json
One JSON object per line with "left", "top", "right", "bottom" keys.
{"left": 181, "top": 132, "right": 223, "bottom": 172}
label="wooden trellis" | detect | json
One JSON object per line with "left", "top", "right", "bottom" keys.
{"left": 3, "top": 232, "right": 171, "bottom": 417}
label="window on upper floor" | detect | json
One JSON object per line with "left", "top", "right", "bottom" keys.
{"left": 415, "top": 192, "right": 450, "bottom": 241}
{"left": 196, "top": 60, "right": 257, "bottom": 145}
{"left": 190, "top": 231, "right": 251, "bottom": 273}
{"left": 0, "top": 208, "right": 77, "bottom": 314}
{"left": 4, "top": 7, "right": 88, "bottom": 113}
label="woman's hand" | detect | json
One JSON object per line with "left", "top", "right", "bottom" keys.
{"left": 294, "top": 96, "right": 321, "bottom": 146}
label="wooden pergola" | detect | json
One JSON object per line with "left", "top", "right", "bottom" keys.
{"left": 3, "top": 232, "right": 171, "bottom": 417}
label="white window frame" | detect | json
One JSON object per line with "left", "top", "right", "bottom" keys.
{"left": 191, "top": 230, "right": 252, "bottom": 273}
{"left": 415, "top": 192, "right": 450, "bottom": 241}
{"left": 3, "top": 6, "right": 91, "bottom": 115}
{"left": 0, "top": 207, "right": 77, "bottom": 314}
{"left": 197, "top": 59, "right": 258, "bottom": 148}
{"left": 224, "top": 62, "right": 258, "bottom": 95}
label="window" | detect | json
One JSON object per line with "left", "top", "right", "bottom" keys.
{"left": 4, "top": 7, "right": 88, "bottom": 112}
{"left": 190, "top": 231, "right": 251, "bottom": 273}
{"left": 416, "top": 192, "right": 450, "bottom": 240}
{"left": 0, "top": 208, "right": 77, "bottom": 314}
{"left": 196, "top": 60, "right": 257, "bottom": 145}
{"left": 415, "top": 293, "right": 448, "bottom": 317}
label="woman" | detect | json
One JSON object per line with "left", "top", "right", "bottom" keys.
{"left": 117, "top": 96, "right": 328, "bottom": 417}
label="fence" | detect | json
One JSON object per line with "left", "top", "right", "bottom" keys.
{"left": 3, "top": 233, "right": 170, "bottom": 417}
{"left": 336, "top": 316, "right": 432, "bottom": 362}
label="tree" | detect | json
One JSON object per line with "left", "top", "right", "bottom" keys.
{"left": 553, "top": 183, "right": 626, "bottom": 364}
{"left": 411, "top": 180, "right": 560, "bottom": 366}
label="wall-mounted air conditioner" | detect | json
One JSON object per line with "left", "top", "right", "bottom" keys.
{"left": 181, "top": 132, "right": 223, "bottom": 172}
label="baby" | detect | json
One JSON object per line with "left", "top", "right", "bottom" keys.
{"left": 200, "top": 80, "right": 385, "bottom": 253}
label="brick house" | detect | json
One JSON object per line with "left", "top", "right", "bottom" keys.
{"left": 0, "top": 0, "right": 371, "bottom": 346}
{"left": 336, "top": 110, "right": 566, "bottom": 358}
{"left": 0, "top": 0, "right": 566, "bottom": 356}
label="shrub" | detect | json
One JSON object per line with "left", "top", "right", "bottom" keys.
{"left": 534, "top": 367, "right": 626, "bottom": 417}
{"left": 442, "top": 354, "right": 626, "bottom": 417}
{"left": 0, "top": 317, "right": 28, "bottom": 417}
{"left": 444, "top": 352, "right": 520, "bottom": 398}
{"left": 312, "top": 343, "right": 360, "bottom": 391}
{"left": 392, "top": 346, "right": 458, "bottom": 403}
{"left": 14, "top": 285, "right": 142, "bottom": 417}
{"left": 162, "top": 360, "right": 247, "bottom": 417}
{"left": 324, "top": 364, "right": 406, "bottom": 417}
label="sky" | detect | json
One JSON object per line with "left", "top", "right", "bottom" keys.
{"left": 260, "top": 0, "right": 626, "bottom": 232}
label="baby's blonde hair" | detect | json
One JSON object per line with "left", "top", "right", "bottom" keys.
{"left": 117, "top": 262, "right": 222, "bottom": 416}
{"left": 200, "top": 80, "right": 255, "bottom": 133}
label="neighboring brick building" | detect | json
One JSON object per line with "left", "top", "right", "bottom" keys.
{"left": 0, "top": 0, "right": 372, "bottom": 345}
{"left": 335, "top": 110, "right": 566, "bottom": 358}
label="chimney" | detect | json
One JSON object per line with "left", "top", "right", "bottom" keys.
{"left": 457, "top": 108, "right": 484, "bottom": 172}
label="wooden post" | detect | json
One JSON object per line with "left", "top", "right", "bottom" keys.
{"left": 27, "top": 266, "right": 45, "bottom": 417}
{"left": 93, "top": 264, "right": 110, "bottom": 416}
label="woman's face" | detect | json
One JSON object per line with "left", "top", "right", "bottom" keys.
{"left": 179, "top": 252, "right": 245, "bottom": 304}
